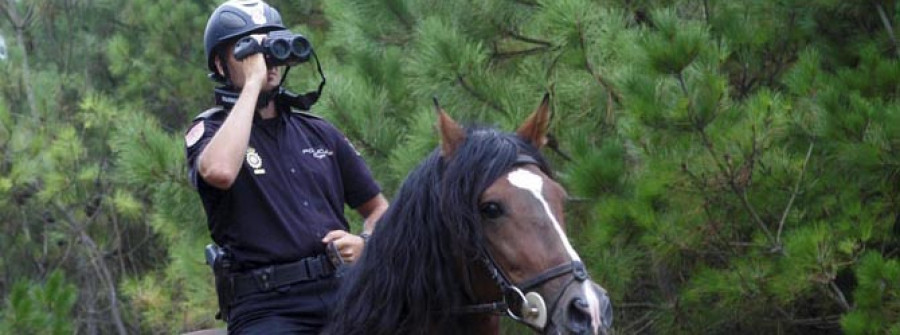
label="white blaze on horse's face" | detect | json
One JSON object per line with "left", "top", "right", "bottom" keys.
{"left": 507, "top": 168, "right": 604, "bottom": 334}
{"left": 507, "top": 169, "right": 580, "bottom": 261}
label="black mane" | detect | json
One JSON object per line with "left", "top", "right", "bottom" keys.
{"left": 324, "top": 126, "right": 550, "bottom": 335}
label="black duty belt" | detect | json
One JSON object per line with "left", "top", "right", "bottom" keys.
{"left": 230, "top": 254, "right": 335, "bottom": 298}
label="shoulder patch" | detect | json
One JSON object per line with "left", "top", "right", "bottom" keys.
{"left": 185, "top": 121, "right": 205, "bottom": 148}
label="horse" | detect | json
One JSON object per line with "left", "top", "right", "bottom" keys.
{"left": 324, "top": 94, "right": 613, "bottom": 335}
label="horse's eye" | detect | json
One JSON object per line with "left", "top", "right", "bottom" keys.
{"left": 479, "top": 202, "right": 504, "bottom": 219}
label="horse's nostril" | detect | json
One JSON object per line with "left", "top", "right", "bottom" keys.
{"left": 566, "top": 297, "right": 592, "bottom": 334}
{"left": 575, "top": 297, "right": 589, "bottom": 309}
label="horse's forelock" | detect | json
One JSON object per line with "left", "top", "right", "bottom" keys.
{"left": 440, "top": 128, "right": 550, "bottom": 247}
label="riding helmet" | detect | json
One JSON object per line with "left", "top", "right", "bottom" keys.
{"left": 203, "top": 0, "right": 285, "bottom": 75}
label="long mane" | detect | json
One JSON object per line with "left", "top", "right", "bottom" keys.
{"left": 324, "top": 126, "right": 550, "bottom": 335}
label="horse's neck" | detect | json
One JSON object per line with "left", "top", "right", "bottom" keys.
{"left": 450, "top": 258, "right": 504, "bottom": 334}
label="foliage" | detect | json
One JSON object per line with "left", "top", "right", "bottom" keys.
{"left": 0, "top": 270, "right": 77, "bottom": 335}
{"left": 842, "top": 252, "right": 900, "bottom": 334}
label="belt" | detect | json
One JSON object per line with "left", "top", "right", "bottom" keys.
{"left": 230, "top": 254, "right": 335, "bottom": 298}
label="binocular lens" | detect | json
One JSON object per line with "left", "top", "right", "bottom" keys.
{"left": 269, "top": 39, "right": 292, "bottom": 60}
{"left": 290, "top": 37, "right": 312, "bottom": 60}
{"left": 238, "top": 30, "right": 313, "bottom": 67}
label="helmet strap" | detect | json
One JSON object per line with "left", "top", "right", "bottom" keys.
{"left": 209, "top": 47, "right": 233, "bottom": 86}
{"left": 213, "top": 86, "right": 277, "bottom": 110}
{"left": 275, "top": 50, "right": 326, "bottom": 111}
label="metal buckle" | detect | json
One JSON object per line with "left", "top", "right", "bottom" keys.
{"left": 253, "top": 266, "right": 275, "bottom": 291}
{"left": 303, "top": 257, "right": 318, "bottom": 279}
{"left": 572, "top": 261, "right": 588, "bottom": 281}
{"left": 504, "top": 286, "right": 530, "bottom": 321}
{"left": 504, "top": 286, "right": 548, "bottom": 329}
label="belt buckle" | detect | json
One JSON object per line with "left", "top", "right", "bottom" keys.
{"left": 253, "top": 266, "right": 275, "bottom": 291}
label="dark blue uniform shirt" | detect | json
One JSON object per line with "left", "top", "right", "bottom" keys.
{"left": 185, "top": 105, "right": 381, "bottom": 269}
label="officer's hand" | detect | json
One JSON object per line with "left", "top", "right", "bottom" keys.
{"left": 322, "top": 230, "right": 365, "bottom": 264}
{"left": 238, "top": 34, "right": 268, "bottom": 90}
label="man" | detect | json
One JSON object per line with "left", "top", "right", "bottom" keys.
{"left": 184, "top": 0, "right": 389, "bottom": 333}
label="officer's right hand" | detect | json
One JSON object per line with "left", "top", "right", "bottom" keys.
{"left": 238, "top": 34, "right": 268, "bottom": 91}
{"left": 321, "top": 230, "right": 366, "bottom": 264}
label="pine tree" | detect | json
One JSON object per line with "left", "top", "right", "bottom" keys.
{"left": 315, "top": 0, "right": 900, "bottom": 333}
{"left": 0, "top": 270, "right": 77, "bottom": 335}
{"left": 0, "top": 0, "right": 172, "bottom": 333}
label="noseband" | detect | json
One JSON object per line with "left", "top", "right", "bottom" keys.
{"left": 455, "top": 155, "right": 592, "bottom": 330}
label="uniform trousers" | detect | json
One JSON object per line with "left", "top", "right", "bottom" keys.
{"left": 226, "top": 274, "right": 340, "bottom": 334}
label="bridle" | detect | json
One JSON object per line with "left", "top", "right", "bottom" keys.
{"left": 460, "top": 249, "right": 591, "bottom": 327}
{"left": 454, "top": 155, "right": 593, "bottom": 331}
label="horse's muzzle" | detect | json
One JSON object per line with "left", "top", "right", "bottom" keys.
{"left": 549, "top": 281, "right": 613, "bottom": 335}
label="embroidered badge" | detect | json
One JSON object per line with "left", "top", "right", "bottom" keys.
{"left": 231, "top": 0, "right": 268, "bottom": 24}
{"left": 301, "top": 147, "right": 334, "bottom": 159}
{"left": 249, "top": 8, "right": 266, "bottom": 24}
{"left": 184, "top": 121, "right": 204, "bottom": 148}
{"left": 246, "top": 147, "right": 266, "bottom": 175}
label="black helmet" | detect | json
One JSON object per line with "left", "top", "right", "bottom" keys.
{"left": 204, "top": 0, "right": 285, "bottom": 75}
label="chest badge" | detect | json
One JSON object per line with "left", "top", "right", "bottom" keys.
{"left": 246, "top": 147, "right": 266, "bottom": 175}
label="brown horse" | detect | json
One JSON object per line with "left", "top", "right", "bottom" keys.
{"left": 324, "top": 94, "right": 613, "bottom": 335}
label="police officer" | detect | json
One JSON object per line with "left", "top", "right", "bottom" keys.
{"left": 184, "top": 0, "right": 389, "bottom": 333}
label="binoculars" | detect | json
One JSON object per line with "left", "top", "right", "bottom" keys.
{"left": 233, "top": 30, "right": 312, "bottom": 67}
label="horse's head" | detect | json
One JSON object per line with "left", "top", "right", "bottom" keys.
{"left": 435, "top": 94, "right": 613, "bottom": 335}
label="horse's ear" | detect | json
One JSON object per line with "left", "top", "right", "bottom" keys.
{"left": 516, "top": 93, "right": 551, "bottom": 149}
{"left": 434, "top": 97, "right": 466, "bottom": 158}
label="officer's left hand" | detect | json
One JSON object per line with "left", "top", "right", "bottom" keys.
{"left": 322, "top": 230, "right": 365, "bottom": 264}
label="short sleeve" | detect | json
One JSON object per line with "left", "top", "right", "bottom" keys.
{"left": 184, "top": 118, "right": 223, "bottom": 190}
{"left": 333, "top": 133, "right": 381, "bottom": 208}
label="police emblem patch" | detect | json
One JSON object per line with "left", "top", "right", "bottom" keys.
{"left": 185, "top": 121, "right": 204, "bottom": 148}
{"left": 246, "top": 147, "right": 266, "bottom": 175}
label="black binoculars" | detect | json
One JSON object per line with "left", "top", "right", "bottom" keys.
{"left": 233, "top": 30, "right": 312, "bottom": 67}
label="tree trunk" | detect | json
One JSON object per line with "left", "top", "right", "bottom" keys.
{"left": 13, "top": 26, "right": 37, "bottom": 120}
{"left": 2, "top": 0, "right": 39, "bottom": 121}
